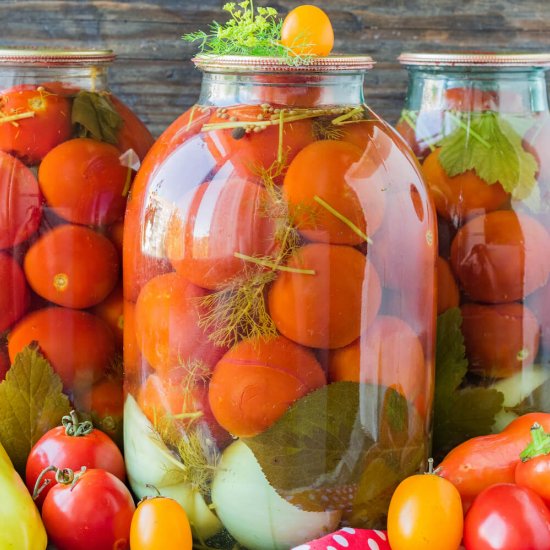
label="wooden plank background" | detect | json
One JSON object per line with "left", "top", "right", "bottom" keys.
{"left": 0, "top": 0, "right": 549, "bottom": 137}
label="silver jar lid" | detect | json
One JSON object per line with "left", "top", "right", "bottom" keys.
{"left": 0, "top": 47, "right": 116, "bottom": 67}
{"left": 398, "top": 52, "right": 550, "bottom": 67}
{"left": 193, "top": 54, "right": 375, "bottom": 73}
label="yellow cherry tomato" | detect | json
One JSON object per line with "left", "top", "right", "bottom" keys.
{"left": 387, "top": 461, "right": 463, "bottom": 550}
{"left": 281, "top": 5, "right": 334, "bottom": 57}
{"left": 130, "top": 496, "right": 193, "bottom": 550}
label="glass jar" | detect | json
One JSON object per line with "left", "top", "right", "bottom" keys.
{"left": 0, "top": 48, "right": 154, "bottom": 453}
{"left": 397, "top": 52, "right": 550, "bottom": 456}
{"left": 124, "top": 55, "right": 436, "bottom": 549}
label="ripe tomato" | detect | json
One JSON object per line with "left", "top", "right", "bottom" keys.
{"left": 463, "top": 483, "right": 550, "bottom": 550}
{"left": 130, "top": 496, "right": 192, "bottom": 550}
{"left": 26, "top": 411, "right": 125, "bottom": 506}
{"left": 387, "top": 462, "right": 463, "bottom": 550}
{"left": 515, "top": 423, "right": 550, "bottom": 506}
{"left": 0, "top": 343, "right": 9, "bottom": 381}
{"left": 92, "top": 283, "right": 124, "bottom": 348}
{"left": 0, "top": 252, "right": 29, "bottom": 332}
{"left": 24, "top": 224, "right": 120, "bottom": 309}
{"left": 0, "top": 150, "right": 43, "bottom": 249}
{"left": 437, "top": 256, "right": 459, "bottom": 314}
{"left": 42, "top": 468, "right": 135, "bottom": 550}
{"left": 281, "top": 5, "right": 334, "bottom": 56}
{"left": 8, "top": 307, "right": 115, "bottom": 391}
{"left": 0, "top": 85, "right": 72, "bottom": 164}
{"left": 38, "top": 138, "right": 128, "bottom": 226}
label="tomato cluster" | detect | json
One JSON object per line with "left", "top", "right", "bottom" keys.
{"left": 397, "top": 86, "right": 550, "bottom": 428}
{"left": 0, "top": 81, "right": 153, "bottom": 440}
{"left": 123, "top": 91, "right": 435, "bottom": 545}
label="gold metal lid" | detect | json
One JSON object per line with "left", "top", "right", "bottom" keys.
{"left": 193, "top": 54, "right": 375, "bottom": 73}
{"left": 398, "top": 52, "right": 550, "bottom": 67}
{"left": 0, "top": 48, "right": 116, "bottom": 67}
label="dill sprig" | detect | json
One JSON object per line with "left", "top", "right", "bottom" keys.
{"left": 182, "top": 1, "right": 313, "bottom": 64}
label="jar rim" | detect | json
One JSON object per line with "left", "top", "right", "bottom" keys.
{"left": 398, "top": 51, "right": 550, "bottom": 67}
{"left": 0, "top": 47, "right": 116, "bottom": 67}
{"left": 192, "top": 54, "right": 375, "bottom": 73}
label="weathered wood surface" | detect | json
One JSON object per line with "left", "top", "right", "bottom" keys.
{"left": 0, "top": 0, "right": 549, "bottom": 136}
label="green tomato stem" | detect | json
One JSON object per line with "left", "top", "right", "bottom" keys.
{"left": 520, "top": 423, "right": 550, "bottom": 462}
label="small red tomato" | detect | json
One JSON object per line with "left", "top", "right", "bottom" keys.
{"left": 0, "top": 85, "right": 72, "bottom": 164}
{"left": 0, "top": 252, "right": 29, "bottom": 332}
{"left": 515, "top": 423, "right": 550, "bottom": 506}
{"left": 130, "top": 496, "right": 193, "bottom": 550}
{"left": 42, "top": 467, "right": 135, "bottom": 550}
{"left": 281, "top": 5, "right": 334, "bottom": 57}
{"left": 0, "top": 150, "right": 43, "bottom": 249}
{"left": 463, "top": 483, "right": 550, "bottom": 550}
{"left": 26, "top": 410, "right": 125, "bottom": 507}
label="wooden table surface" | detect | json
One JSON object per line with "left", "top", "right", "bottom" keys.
{"left": 0, "top": 0, "right": 549, "bottom": 136}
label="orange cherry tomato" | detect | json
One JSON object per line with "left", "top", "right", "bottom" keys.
{"left": 107, "top": 219, "right": 124, "bottom": 258}
{"left": 0, "top": 252, "right": 29, "bottom": 332}
{"left": 0, "top": 85, "right": 72, "bottom": 164}
{"left": 24, "top": 224, "right": 120, "bottom": 309}
{"left": 281, "top": 5, "right": 334, "bottom": 57}
{"left": 38, "top": 138, "right": 128, "bottom": 226}
{"left": 8, "top": 307, "right": 115, "bottom": 391}
{"left": 387, "top": 463, "right": 463, "bottom": 550}
{"left": 130, "top": 496, "right": 192, "bottom": 550}
{"left": 0, "top": 150, "right": 43, "bottom": 249}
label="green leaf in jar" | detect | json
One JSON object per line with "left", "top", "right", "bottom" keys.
{"left": 71, "top": 90, "right": 123, "bottom": 145}
{"left": 243, "top": 381, "right": 421, "bottom": 514}
{"left": 433, "top": 308, "right": 504, "bottom": 460}
{"left": 0, "top": 344, "right": 71, "bottom": 474}
{"left": 438, "top": 111, "right": 539, "bottom": 200}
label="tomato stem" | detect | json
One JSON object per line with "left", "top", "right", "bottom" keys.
{"left": 62, "top": 410, "right": 94, "bottom": 437}
{"left": 0, "top": 110, "right": 35, "bottom": 124}
{"left": 234, "top": 252, "right": 316, "bottom": 275}
{"left": 520, "top": 423, "right": 550, "bottom": 462}
{"left": 32, "top": 465, "right": 57, "bottom": 500}
{"left": 313, "top": 195, "right": 372, "bottom": 244}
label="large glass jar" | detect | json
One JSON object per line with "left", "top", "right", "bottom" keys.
{"left": 0, "top": 48, "right": 154, "bottom": 458}
{"left": 397, "top": 52, "right": 550, "bottom": 456}
{"left": 124, "top": 55, "right": 436, "bottom": 549}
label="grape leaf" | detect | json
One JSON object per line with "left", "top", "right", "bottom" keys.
{"left": 0, "top": 344, "right": 71, "bottom": 474}
{"left": 438, "top": 112, "right": 539, "bottom": 201}
{"left": 433, "top": 308, "right": 504, "bottom": 460}
{"left": 244, "top": 382, "right": 422, "bottom": 514}
{"left": 72, "top": 90, "right": 123, "bottom": 145}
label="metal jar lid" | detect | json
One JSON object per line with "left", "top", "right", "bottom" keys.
{"left": 0, "top": 47, "right": 116, "bottom": 67}
{"left": 193, "top": 54, "right": 375, "bottom": 73}
{"left": 398, "top": 52, "right": 550, "bottom": 68}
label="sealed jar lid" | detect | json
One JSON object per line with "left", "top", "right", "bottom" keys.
{"left": 0, "top": 47, "right": 116, "bottom": 67}
{"left": 398, "top": 52, "right": 550, "bottom": 67}
{"left": 193, "top": 54, "right": 375, "bottom": 73}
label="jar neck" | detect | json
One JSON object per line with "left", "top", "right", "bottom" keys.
{"left": 403, "top": 66, "right": 549, "bottom": 114}
{"left": 0, "top": 65, "right": 109, "bottom": 92}
{"left": 198, "top": 71, "right": 366, "bottom": 107}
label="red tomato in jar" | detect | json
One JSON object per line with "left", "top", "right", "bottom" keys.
{"left": 42, "top": 468, "right": 135, "bottom": 550}
{"left": 38, "top": 138, "right": 129, "bottom": 226}
{"left": 0, "top": 150, "right": 43, "bottom": 249}
{"left": 0, "top": 85, "right": 72, "bottom": 164}
{"left": 463, "top": 483, "right": 550, "bottom": 550}
{"left": 26, "top": 411, "right": 125, "bottom": 506}
{"left": 0, "top": 252, "right": 29, "bottom": 332}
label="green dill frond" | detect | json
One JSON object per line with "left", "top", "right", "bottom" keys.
{"left": 198, "top": 269, "right": 278, "bottom": 349}
{"left": 313, "top": 117, "right": 345, "bottom": 140}
{"left": 182, "top": 1, "right": 314, "bottom": 64}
